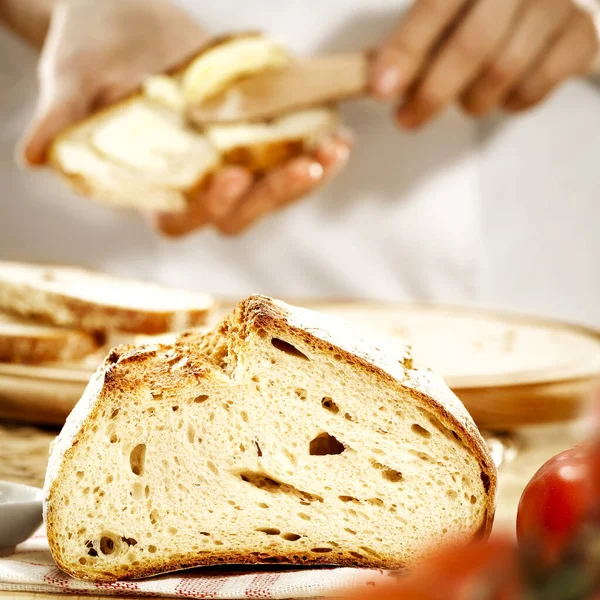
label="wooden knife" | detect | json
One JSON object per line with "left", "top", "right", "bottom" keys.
{"left": 188, "top": 52, "right": 368, "bottom": 125}
{"left": 188, "top": 50, "right": 600, "bottom": 126}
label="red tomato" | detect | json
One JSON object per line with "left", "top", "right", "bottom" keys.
{"left": 517, "top": 444, "right": 594, "bottom": 565}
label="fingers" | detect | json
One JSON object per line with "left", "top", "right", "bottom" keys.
{"left": 217, "top": 157, "right": 325, "bottom": 236}
{"left": 217, "top": 134, "right": 353, "bottom": 236}
{"left": 152, "top": 167, "right": 252, "bottom": 237}
{"left": 370, "top": 0, "right": 471, "bottom": 100}
{"left": 397, "top": 0, "right": 523, "bottom": 128}
{"left": 461, "top": 0, "right": 575, "bottom": 115}
{"left": 504, "top": 8, "right": 599, "bottom": 111}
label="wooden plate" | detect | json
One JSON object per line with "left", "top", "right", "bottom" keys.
{"left": 1, "top": 301, "right": 599, "bottom": 429}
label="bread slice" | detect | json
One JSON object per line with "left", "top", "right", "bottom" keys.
{"left": 0, "top": 262, "right": 213, "bottom": 334}
{"left": 44, "top": 295, "right": 496, "bottom": 582}
{"left": 50, "top": 34, "right": 338, "bottom": 212}
{"left": 0, "top": 312, "right": 101, "bottom": 364}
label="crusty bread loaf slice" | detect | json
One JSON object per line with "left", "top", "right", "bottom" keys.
{"left": 0, "top": 312, "right": 101, "bottom": 364}
{"left": 0, "top": 262, "right": 213, "bottom": 334}
{"left": 50, "top": 33, "right": 337, "bottom": 212}
{"left": 44, "top": 295, "right": 496, "bottom": 582}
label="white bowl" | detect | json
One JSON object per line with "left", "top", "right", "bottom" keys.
{"left": 0, "top": 481, "right": 43, "bottom": 550}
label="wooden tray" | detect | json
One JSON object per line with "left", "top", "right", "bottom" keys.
{"left": 1, "top": 301, "right": 599, "bottom": 430}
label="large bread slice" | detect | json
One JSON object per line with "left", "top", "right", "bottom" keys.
{"left": 50, "top": 34, "right": 338, "bottom": 212}
{"left": 0, "top": 262, "right": 213, "bottom": 334}
{"left": 44, "top": 295, "right": 496, "bottom": 582}
{"left": 0, "top": 313, "right": 101, "bottom": 364}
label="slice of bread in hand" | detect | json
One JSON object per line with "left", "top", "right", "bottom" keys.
{"left": 50, "top": 34, "right": 337, "bottom": 212}
{"left": 0, "top": 262, "right": 213, "bottom": 334}
{"left": 44, "top": 295, "right": 496, "bottom": 582}
{"left": 0, "top": 313, "right": 101, "bottom": 364}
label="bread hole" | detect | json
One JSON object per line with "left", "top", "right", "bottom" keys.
{"left": 132, "top": 483, "right": 144, "bottom": 500}
{"left": 209, "top": 412, "right": 215, "bottom": 422}
{"left": 349, "top": 551, "right": 364, "bottom": 560}
{"left": 447, "top": 490, "right": 458, "bottom": 500}
{"left": 294, "top": 388, "right": 307, "bottom": 401}
{"left": 381, "top": 468, "right": 403, "bottom": 483}
{"left": 99, "top": 534, "right": 121, "bottom": 556}
{"left": 255, "top": 441, "right": 263, "bottom": 457}
{"left": 271, "top": 338, "right": 309, "bottom": 360}
{"left": 207, "top": 461, "right": 219, "bottom": 475}
{"left": 194, "top": 394, "right": 209, "bottom": 403}
{"left": 214, "top": 541, "right": 223, "bottom": 546}
{"left": 309, "top": 432, "right": 345, "bottom": 456}
{"left": 282, "top": 533, "right": 301, "bottom": 541}
{"left": 345, "top": 528, "right": 357, "bottom": 535}
{"left": 368, "top": 498, "right": 384, "bottom": 507}
{"left": 144, "top": 485, "right": 150, "bottom": 498}
{"left": 321, "top": 397, "right": 339, "bottom": 414}
{"left": 480, "top": 471, "right": 491, "bottom": 493}
{"left": 129, "top": 444, "right": 146, "bottom": 476}
{"left": 174, "top": 455, "right": 180, "bottom": 466}
{"left": 360, "top": 546, "right": 382, "bottom": 558}
{"left": 106, "top": 475, "right": 113, "bottom": 484}
{"left": 256, "top": 528, "right": 280, "bottom": 536}
{"left": 241, "top": 411, "right": 249, "bottom": 423}
{"left": 410, "top": 450, "right": 434, "bottom": 463}
{"left": 83, "top": 487, "right": 90, "bottom": 495}
{"left": 168, "top": 527, "right": 178, "bottom": 536}
{"left": 110, "top": 409, "right": 120, "bottom": 419}
{"left": 333, "top": 353, "right": 342, "bottom": 361}
{"left": 151, "top": 391, "right": 163, "bottom": 400}
{"left": 339, "top": 495, "right": 359, "bottom": 503}
{"left": 79, "top": 557, "right": 87, "bottom": 565}
{"left": 239, "top": 471, "right": 323, "bottom": 503}
{"left": 121, "top": 537, "right": 137, "bottom": 547}
{"left": 148, "top": 545, "right": 157, "bottom": 553}
{"left": 344, "top": 413, "right": 354, "bottom": 422}
{"left": 76, "top": 471, "right": 84, "bottom": 480}
{"left": 311, "top": 547, "right": 333, "bottom": 553}
{"left": 470, "top": 495, "right": 477, "bottom": 504}
{"left": 258, "top": 503, "right": 269, "bottom": 509}
{"left": 172, "top": 406, "right": 179, "bottom": 412}
{"left": 146, "top": 407, "right": 156, "bottom": 416}
{"left": 257, "top": 329, "right": 268, "bottom": 339}
{"left": 187, "top": 424, "right": 195, "bottom": 445}
{"left": 109, "top": 434, "right": 118, "bottom": 444}
{"left": 298, "top": 512, "right": 311, "bottom": 521}
{"left": 149, "top": 510, "right": 159, "bottom": 525}
{"left": 411, "top": 424, "right": 431, "bottom": 439}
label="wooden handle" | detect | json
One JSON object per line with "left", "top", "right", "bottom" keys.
{"left": 189, "top": 52, "right": 368, "bottom": 125}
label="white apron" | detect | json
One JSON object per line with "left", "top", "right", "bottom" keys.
{"left": 0, "top": 0, "right": 599, "bottom": 324}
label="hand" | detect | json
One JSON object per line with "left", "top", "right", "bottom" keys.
{"left": 21, "top": 0, "right": 208, "bottom": 165}
{"left": 370, "top": 0, "right": 599, "bottom": 128}
{"left": 151, "top": 131, "right": 353, "bottom": 237}
{"left": 22, "top": 0, "right": 351, "bottom": 236}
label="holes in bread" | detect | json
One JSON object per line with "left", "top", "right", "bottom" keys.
{"left": 298, "top": 512, "right": 311, "bottom": 520}
{"left": 381, "top": 468, "right": 403, "bottom": 483}
{"left": 339, "top": 495, "right": 359, "bottom": 503}
{"left": 294, "top": 388, "right": 308, "bottom": 401}
{"left": 255, "top": 441, "right": 263, "bottom": 457}
{"left": 194, "top": 394, "right": 209, "bottom": 403}
{"left": 122, "top": 537, "right": 137, "bottom": 547}
{"left": 76, "top": 471, "right": 84, "bottom": 480}
{"left": 282, "top": 533, "right": 301, "bottom": 541}
{"left": 187, "top": 424, "right": 195, "bottom": 445}
{"left": 360, "top": 546, "right": 382, "bottom": 558}
{"left": 271, "top": 338, "right": 309, "bottom": 360}
{"left": 343, "top": 413, "right": 354, "bottom": 422}
{"left": 411, "top": 424, "right": 431, "bottom": 439}
{"left": 480, "top": 471, "right": 491, "bottom": 494}
{"left": 109, "top": 434, "right": 118, "bottom": 444}
{"left": 311, "top": 547, "right": 333, "bottom": 553}
{"left": 238, "top": 471, "right": 323, "bottom": 503}
{"left": 309, "top": 432, "right": 345, "bottom": 456}
{"left": 148, "top": 545, "right": 157, "bottom": 553}
{"left": 99, "top": 533, "right": 121, "bottom": 556}
{"left": 345, "top": 528, "right": 357, "bottom": 535}
{"left": 321, "top": 397, "right": 339, "bottom": 414}
{"left": 410, "top": 450, "right": 434, "bottom": 463}
{"left": 446, "top": 490, "right": 458, "bottom": 500}
{"left": 256, "top": 528, "right": 280, "bottom": 535}
{"left": 207, "top": 461, "right": 219, "bottom": 475}
{"left": 129, "top": 444, "right": 146, "bottom": 476}
{"left": 110, "top": 409, "right": 120, "bottom": 419}
{"left": 240, "top": 411, "right": 249, "bottom": 423}
{"left": 172, "top": 406, "right": 179, "bottom": 412}
{"left": 149, "top": 510, "right": 159, "bottom": 525}
{"left": 470, "top": 495, "right": 477, "bottom": 504}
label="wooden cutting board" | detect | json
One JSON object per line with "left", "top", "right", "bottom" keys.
{"left": 1, "top": 301, "right": 599, "bottom": 430}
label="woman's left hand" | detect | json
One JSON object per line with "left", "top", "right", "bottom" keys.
{"left": 370, "top": 0, "right": 600, "bottom": 129}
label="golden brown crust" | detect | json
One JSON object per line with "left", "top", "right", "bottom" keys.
{"left": 44, "top": 295, "right": 496, "bottom": 582}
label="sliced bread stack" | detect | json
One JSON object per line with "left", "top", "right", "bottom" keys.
{"left": 50, "top": 33, "right": 339, "bottom": 212}
{"left": 0, "top": 261, "right": 213, "bottom": 365}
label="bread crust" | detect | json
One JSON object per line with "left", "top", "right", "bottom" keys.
{"left": 44, "top": 295, "right": 496, "bottom": 582}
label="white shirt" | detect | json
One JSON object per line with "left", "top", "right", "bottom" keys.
{"left": 1, "top": 0, "right": 599, "bottom": 325}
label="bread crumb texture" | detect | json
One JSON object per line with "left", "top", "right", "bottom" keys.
{"left": 44, "top": 295, "right": 496, "bottom": 582}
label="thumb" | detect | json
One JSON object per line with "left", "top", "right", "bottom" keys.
{"left": 19, "top": 80, "right": 88, "bottom": 167}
